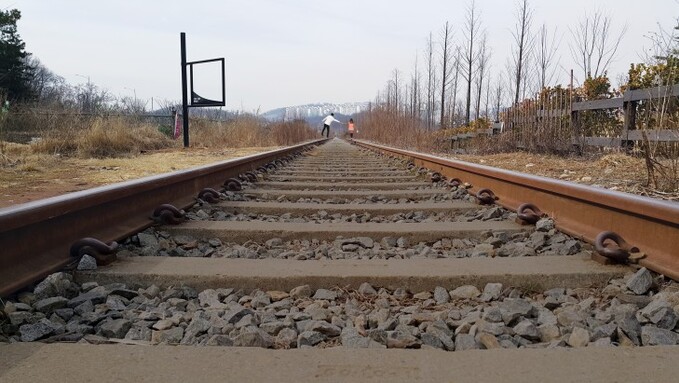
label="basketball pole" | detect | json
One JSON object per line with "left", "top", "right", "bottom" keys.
{"left": 180, "top": 32, "right": 190, "bottom": 148}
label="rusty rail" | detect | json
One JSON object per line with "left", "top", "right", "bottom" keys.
{"left": 356, "top": 140, "right": 679, "bottom": 279}
{"left": 0, "top": 139, "right": 326, "bottom": 297}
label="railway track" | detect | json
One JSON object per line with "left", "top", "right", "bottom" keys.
{"left": 1, "top": 139, "right": 679, "bottom": 382}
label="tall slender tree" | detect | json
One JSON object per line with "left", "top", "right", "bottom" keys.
{"left": 410, "top": 52, "right": 421, "bottom": 119}
{"left": 511, "top": 0, "right": 534, "bottom": 105}
{"left": 484, "top": 73, "right": 491, "bottom": 119}
{"left": 494, "top": 75, "right": 505, "bottom": 122}
{"left": 450, "top": 47, "right": 461, "bottom": 127}
{"left": 439, "top": 22, "right": 454, "bottom": 129}
{"left": 535, "top": 24, "right": 561, "bottom": 90}
{"left": 474, "top": 34, "right": 490, "bottom": 120}
{"left": 461, "top": 0, "right": 481, "bottom": 125}
{"left": 425, "top": 33, "right": 437, "bottom": 129}
{"left": 391, "top": 68, "right": 401, "bottom": 111}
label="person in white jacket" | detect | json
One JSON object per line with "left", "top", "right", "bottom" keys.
{"left": 321, "top": 113, "right": 341, "bottom": 138}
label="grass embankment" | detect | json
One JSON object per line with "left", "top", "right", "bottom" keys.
{"left": 1, "top": 113, "right": 316, "bottom": 159}
{"left": 0, "top": 115, "right": 318, "bottom": 207}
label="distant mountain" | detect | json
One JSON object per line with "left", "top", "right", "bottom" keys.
{"left": 261, "top": 102, "right": 370, "bottom": 122}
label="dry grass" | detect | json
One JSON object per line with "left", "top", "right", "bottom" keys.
{"left": 77, "top": 118, "right": 173, "bottom": 157}
{"left": 0, "top": 146, "right": 280, "bottom": 208}
{"left": 190, "top": 117, "right": 261, "bottom": 148}
{"left": 2, "top": 107, "right": 316, "bottom": 161}
{"left": 190, "top": 117, "right": 316, "bottom": 148}
{"left": 29, "top": 117, "right": 174, "bottom": 158}
{"left": 0, "top": 110, "right": 317, "bottom": 208}
{"left": 360, "top": 108, "right": 435, "bottom": 151}
{"left": 450, "top": 151, "right": 678, "bottom": 200}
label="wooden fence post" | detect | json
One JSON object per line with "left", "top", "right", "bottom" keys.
{"left": 622, "top": 100, "right": 637, "bottom": 151}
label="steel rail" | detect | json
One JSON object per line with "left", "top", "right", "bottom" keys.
{"left": 355, "top": 140, "right": 679, "bottom": 279}
{"left": 0, "top": 139, "right": 326, "bottom": 297}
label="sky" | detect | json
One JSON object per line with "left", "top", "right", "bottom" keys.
{"left": 5, "top": 0, "right": 679, "bottom": 112}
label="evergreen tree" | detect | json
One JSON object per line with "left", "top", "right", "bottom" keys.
{"left": 0, "top": 9, "right": 33, "bottom": 100}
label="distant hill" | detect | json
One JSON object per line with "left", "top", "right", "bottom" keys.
{"left": 261, "top": 102, "right": 370, "bottom": 122}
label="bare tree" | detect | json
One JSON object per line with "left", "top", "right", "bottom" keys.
{"left": 387, "top": 68, "right": 401, "bottom": 112}
{"left": 393, "top": 69, "right": 401, "bottom": 110}
{"left": 410, "top": 52, "right": 421, "bottom": 119}
{"left": 474, "top": 33, "right": 490, "bottom": 120}
{"left": 425, "top": 32, "right": 436, "bottom": 129}
{"left": 461, "top": 0, "right": 482, "bottom": 125}
{"left": 511, "top": 0, "right": 534, "bottom": 105}
{"left": 425, "top": 32, "right": 437, "bottom": 129}
{"left": 25, "top": 56, "right": 70, "bottom": 105}
{"left": 535, "top": 24, "right": 561, "bottom": 90}
{"left": 76, "top": 81, "right": 110, "bottom": 114}
{"left": 494, "top": 75, "right": 505, "bottom": 122}
{"left": 569, "top": 10, "right": 627, "bottom": 81}
{"left": 484, "top": 73, "right": 491, "bottom": 119}
{"left": 383, "top": 78, "right": 393, "bottom": 109}
{"left": 439, "top": 21, "right": 455, "bottom": 129}
{"left": 450, "top": 47, "right": 462, "bottom": 127}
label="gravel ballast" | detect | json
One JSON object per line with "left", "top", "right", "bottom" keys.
{"left": 2, "top": 268, "right": 678, "bottom": 350}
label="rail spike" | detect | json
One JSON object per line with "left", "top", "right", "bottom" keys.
{"left": 516, "top": 203, "right": 545, "bottom": 225}
{"left": 475, "top": 188, "right": 498, "bottom": 205}
{"left": 431, "top": 172, "right": 442, "bottom": 183}
{"left": 448, "top": 178, "right": 462, "bottom": 188}
{"left": 152, "top": 204, "right": 185, "bottom": 225}
{"left": 70, "top": 237, "right": 118, "bottom": 265}
{"left": 198, "top": 188, "right": 221, "bottom": 204}
{"left": 595, "top": 231, "right": 644, "bottom": 264}
{"left": 224, "top": 178, "right": 242, "bottom": 192}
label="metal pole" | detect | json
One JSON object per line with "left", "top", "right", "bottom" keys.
{"left": 221, "top": 58, "right": 226, "bottom": 107}
{"left": 180, "top": 32, "right": 190, "bottom": 148}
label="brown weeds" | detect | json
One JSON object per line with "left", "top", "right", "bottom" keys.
{"left": 31, "top": 117, "right": 174, "bottom": 158}
{"left": 4, "top": 108, "right": 316, "bottom": 159}
{"left": 190, "top": 117, "right": 316, "bottom": 148}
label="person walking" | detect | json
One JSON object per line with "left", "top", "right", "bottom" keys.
{"left": 347, "top": 118, "right": 356, "bottom": 140}
{"left": 321, "top": 113, "right": 341, "bottom": 138}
